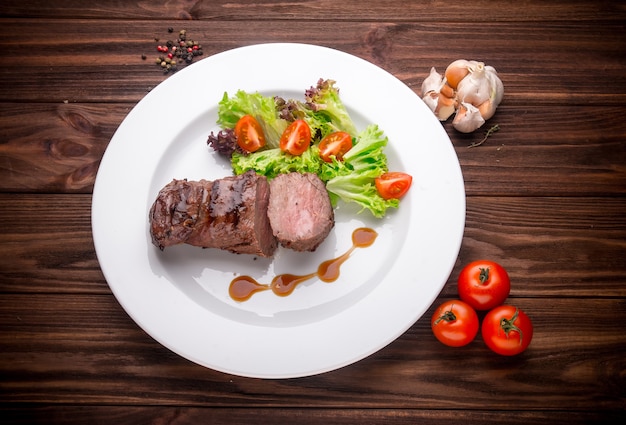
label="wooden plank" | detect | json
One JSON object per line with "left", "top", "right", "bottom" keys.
{"left": 0, "top": 0, "right": 623, "bottom": 22}
{"left": 0, "top": 20, "right": 624, "bottom": 105}
{"left": 0, "top": 194, "right": 106, "bottom": 293}
{"left": 0, "top": 103, "right": 123, "bottom": 193}
{"left": 0, "top": 406, "right": 622, "bottom": 425}
{"left": 1, "top": 194, "right": 625, "bottom": 297}
{"left": 1, "top": 102, "right": 625, "bottom": 195}
{"left": 0, "top": 293, "right": 624, "bottom": 410}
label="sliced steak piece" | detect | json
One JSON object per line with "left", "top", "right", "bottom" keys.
{"left": 149, "top": 178, "right": 209, "bottom": 250}
{"left": 209, "top": 170, "right": 277, "bottom": 257}
{"left": 267, "top": 172, "right": 334, "bottom": 252}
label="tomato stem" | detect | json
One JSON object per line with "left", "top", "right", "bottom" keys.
{"left": 434, "top": 307, "right": 457, "bottom": 325}
{"left": 479, "top": 267, "right": 490, "bottom": 284}
{"left": 499, "top": 308, "right": 523, "bottom": 344}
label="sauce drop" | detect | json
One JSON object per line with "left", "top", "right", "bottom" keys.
{"left": 228, "top": 227, "right": 378, "bottom": 302}
{"left": 229, "top": 275, "right": 270, "bottom": 302}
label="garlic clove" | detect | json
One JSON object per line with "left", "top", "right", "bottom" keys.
{"left": 452, "top": 102, "right": 485, "bottom": 133}
{"left": 435, "top": 93, "right": 456, "bottom": 121}
{"left": 444, "top": 59, "right": 471, "bottom": 90}
{"left": 440, "top": 82, "right": 455, "bottom": 99}
{"left": 422, "top": 91, "right": 439, "bottom": 113}
{"left": 486, "top": 65, "right": 504, "bottom": 107}
{"left": 477, "top": 99, "right": 497, "bottom": 120}
{"left": 420, "top": 67, "right": 443, "bottom": 97}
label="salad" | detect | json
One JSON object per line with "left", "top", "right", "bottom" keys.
{"left": 207, "top": 78, "right": 412, "bottom": 218}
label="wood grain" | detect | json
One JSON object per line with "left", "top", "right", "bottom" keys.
{"left": 2, "top": 407, "right": 622, "bottom": 425}
{"left": 0, "top": 20, "right": 624, "bottom": 105}
{"left": 1, "top": 293, "right": 624, "bottom": 410}
{"left": 1, "top": 103, "right": 625, "bottom": 194}
{"left": 1, "top": 0, "right": 624, "bottom": 22}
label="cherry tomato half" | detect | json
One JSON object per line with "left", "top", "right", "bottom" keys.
{"left": 374, "top": 172, "right": 413, "bottom": 200}
{"left": 234, "top": 115, "right": 266, "bottom": 153}
{"left": 458, "top": 260, "right": 510, "bottom": 310}
{"left": 482, "top": 305, "right": 533, "bottom": 356}
{"left": 280, "top": 119, "right": 311, "bottom": 155}
{"left": 431, "top": 300, "right": 479, "bottom": 347}
{"left": 318, "top": 131, "right": 353, "bottom": 162}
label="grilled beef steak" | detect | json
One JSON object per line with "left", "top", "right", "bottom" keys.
{"left": 149, "top": 171, "right": 335, "bottom": 256}
{"left": 267, "top": 172, "right": 335, "bottom": 252}
{"left": 149, "top": 170, "right": 277, "bottom": 257}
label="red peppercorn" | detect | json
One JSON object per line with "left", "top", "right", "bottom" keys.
{"left": 187, "top": 47, "right": 193, "bottom": 53}
{"left": 167, "top": 53, "right": 173, "bottom": 59}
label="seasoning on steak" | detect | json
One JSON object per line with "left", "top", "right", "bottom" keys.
{"left": 267, "top": 172, "right": 335, "bottom": 252}
{"left": 149, "top": 170, "right": 277, "bottom": 257}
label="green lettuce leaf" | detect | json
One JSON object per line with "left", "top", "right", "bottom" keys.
{"left": 217, "top": 90, "right": 289, "bottom": 149}
{"left": 323, "top": 124, "right": 398, "bottom": 218}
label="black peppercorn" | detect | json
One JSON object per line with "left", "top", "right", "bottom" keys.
{"left": 147, "top": 28, "right": 202, "bottom": 74}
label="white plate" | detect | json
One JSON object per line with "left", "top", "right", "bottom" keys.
{"left": 92, "top": 43, "right": 465, "bottom": 379}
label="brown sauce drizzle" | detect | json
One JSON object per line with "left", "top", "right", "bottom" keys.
{"left": 229, "top": 227, "right": 378, "bottom": 302}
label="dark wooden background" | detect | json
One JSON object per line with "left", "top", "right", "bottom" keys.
{"left": 1, "top": 1, "right": 625, "bottom": 423}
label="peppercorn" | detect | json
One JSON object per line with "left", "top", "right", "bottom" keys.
{"left": 147, "top": 28, "right": 202, "bottom": 74}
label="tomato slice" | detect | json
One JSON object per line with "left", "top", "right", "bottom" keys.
{"left": 279, "top": 119, "right": 311, "bottom": 155}
{"left": 375, "top": 172, "right": 413, "bottom": 200}
{"left": 234, "top": 115, "right": 266, "bottom": 153}
{"left": 318, "top": 131, "right": 353, "bottom": 162}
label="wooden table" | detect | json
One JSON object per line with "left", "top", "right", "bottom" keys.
{"left": 1, "top": 1, "right": 625, "bottom": 423}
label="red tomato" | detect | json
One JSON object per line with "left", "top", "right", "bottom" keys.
{"left": 374, "top": 172, "right": 412, "bottom": 200}
{"left": 431, "top": 300, "right": 479, "bottom": 347}
{"left": 457, "top": 260, "right": 510, "bottom": 310}
{"left": 482, "top": 305, "right": 533, "bottom": 355}
{"left": 280, "top": 119, "right": 311, "bottom": 155}
{"left": 234, "top": 115, "right": 266, "bottom": 153}
{"left": 318, "top": 131, "right": 353, "bottom": 162}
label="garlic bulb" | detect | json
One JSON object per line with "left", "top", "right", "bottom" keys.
{"left": 420, "top": 59, "right": 504, "bottom": 133}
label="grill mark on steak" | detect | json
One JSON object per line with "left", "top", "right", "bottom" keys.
{"left": 209, "top": 171, "right": 255, "bottom": 254}
{"left": 185, "top": 180, "right": 213, "bottom": 248}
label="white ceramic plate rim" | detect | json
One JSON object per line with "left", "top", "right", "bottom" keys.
{"left": 92, "top": 43, "right": 465, "bottom": 378}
